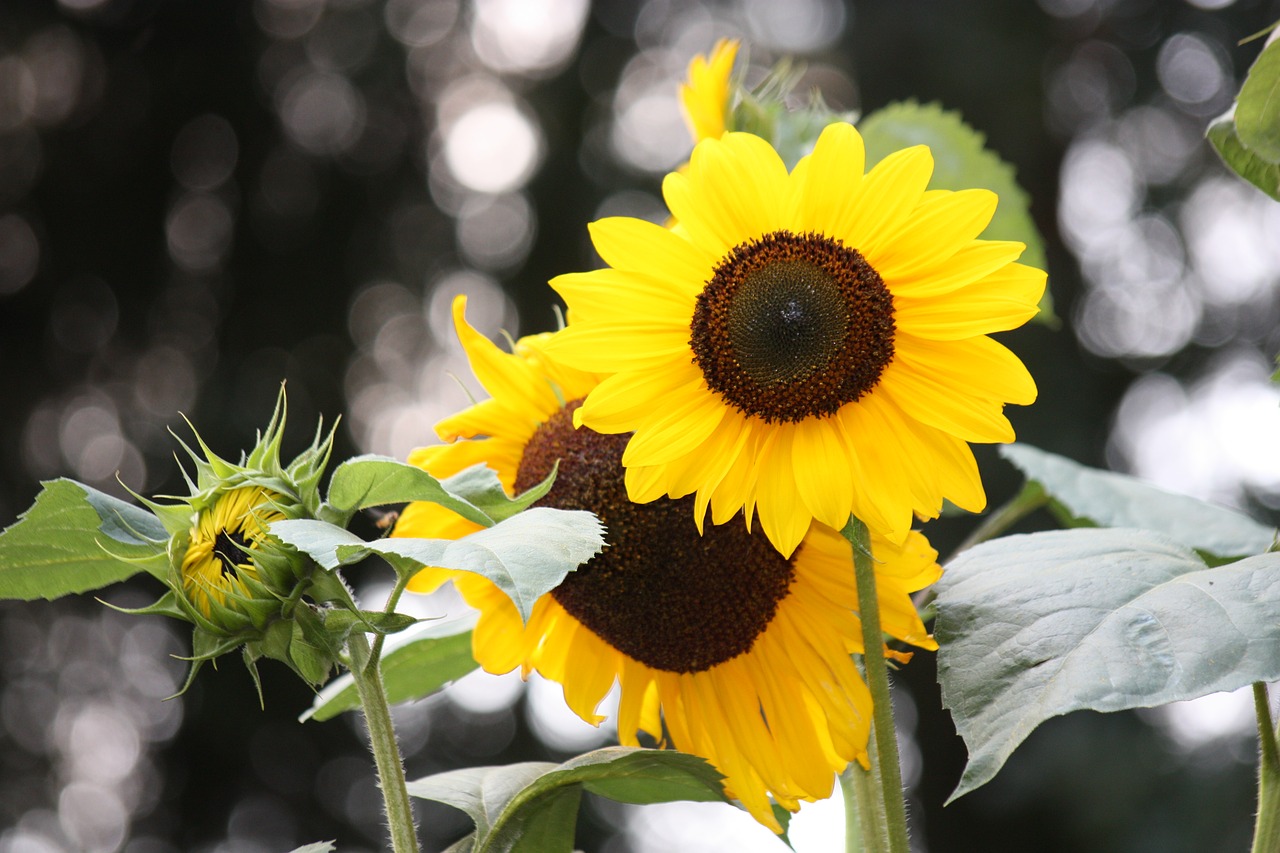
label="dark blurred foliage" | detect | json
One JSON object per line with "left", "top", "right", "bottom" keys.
{"left": 1, "top": 0, "right": 1279, "bottom": 850}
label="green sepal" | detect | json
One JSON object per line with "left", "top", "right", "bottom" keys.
{"left": 287, "top": 609, "right": 339, "bottom": 686}
{"left": 730, "top": 57, "right": 858, "bottom": 170}
{"left": 99, "top": 589, "right": 188, "bottom": 621}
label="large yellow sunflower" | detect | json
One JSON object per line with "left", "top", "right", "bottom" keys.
{"left": 679, "top": 38, "right": 739, "bottom": 143}
{"left": 545, "top": 122, "right": 1045, "bottom": 557}
{"left": 396, "top": 294, "right": 941, "bottom": 831}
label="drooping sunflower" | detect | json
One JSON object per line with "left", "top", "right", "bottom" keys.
{"left": 679, "top": 38, "right": 739, "bottom": 143}
{"left": 179, "top": 486, "right": 286, "bottom": 617}
{"left": 545, "top": 122, "right": 1045, "bottom": 557}
{"left": 397, "top": 294, "right": 942, "bottom": 830}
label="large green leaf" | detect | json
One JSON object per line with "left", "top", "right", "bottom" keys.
{"left": 1235, "top": 36, "right": 1280, "bottom": 164}
{"left": 271, "top": 507, "right": 605, "bottom": 623}
{"left": 406, "top": 747, "right": 730, "bottom": 853}
{"left": 301, "top": 615, "right": 479, "bottom": 722}
{"left": 1208, "top": 108, "right": 1280, "bottom": 201}
{"left": 0, "top": 479, "right": 169, "bottom": 600}
{"left": 1001, "top": 443, "right": 1276, "bottom": 559}
{"left": 935, "top": 527, "right": 1280, "bottom": 800}
{"left": 322, "top": 455, "right": 496, "bottom": 529}
{"left": 859, "top": 101, "right": 1053, "bottom": 322}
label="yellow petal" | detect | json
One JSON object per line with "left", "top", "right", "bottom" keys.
{"left": 452, "top": 295, "right": 560, "bottom": 418}
{"left": 664, "top": 132, "right": 791, "bottom": 256}
{"left": 790, "top": 122, "right": 866, "bottom": 235}
{"left": 791, "top": 417, "right": 856, "bottom": 531}
{"left": 586, "top": 216, "right": 717, "bottom": 282}
{"left": 871, "top": 188, "right": 998, "bottom": 281}
{"left": 843, "top": 145, "right": 932, "bottom": 259}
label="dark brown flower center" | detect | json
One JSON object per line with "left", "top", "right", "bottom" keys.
{"left": 213, "top": 528, "right": 251, "bottom": 577}
{"left": 689, "top": 230, "right": 896, "bottom": 423}
{"left": 514, "top": 400, "right": 795, "bottom": 674}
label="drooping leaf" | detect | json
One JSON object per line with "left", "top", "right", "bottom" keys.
{"left": 1001, "top": 443, "right": 1276, "bottom": 559}
{"left": 935, "top": 527, "right": 1280, "bottom": 800}
{"left": 0, "top": 479, "right": 169, "bottom": 600}
{"left": 321, "top": 455, "right": 494, "bottom": 529}
{"left": 1235, "top": 37, "right": 1280, "bottom": 164}
{"left": 268, "top": 519, "right": 372, "bottom": 570}
{"left": 273, "top": 508, "right": 604, "bottom": 623}
{"left": 302, "top": 615, "right": 479, "bottom": 722}
{"left": 406, "top": 747, "right": 730, "bottom": 853}
{"left": 441, "top": 463, "right": 557, "bottom": 524}
{"left": 365, "top": 508, "right": 605, "bottom": 623}
{"left": 858, "top": 101, "right": 1054, "bottom": 322}
{"left": 1208, "top": 108, "right": 1280, "bottom": 201}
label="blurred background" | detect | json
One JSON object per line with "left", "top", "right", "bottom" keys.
{"left": 1, "top": 0, "right": 1279, "bottom": 850}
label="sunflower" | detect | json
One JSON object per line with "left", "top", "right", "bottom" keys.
{"left": 680, "top": 38, "right": 739, "bottom": 143}
{"left": 397, "top": 294, "right": 941, "bottom": 830}
{"left": 545, "top": 122, "right": 1045, "bottom": 557}
{"left": 179, "top": 486, "right": 286, "bottom": 617}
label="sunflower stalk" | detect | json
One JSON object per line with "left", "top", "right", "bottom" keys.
{"left": 347, "top": 630, "right": 420, "bottom": 853}
{"left": 843, "top": 516, "right": 911, "bottom": 853}
{"left": 1251, "top": 682, "right": 1280, "bottom": 853}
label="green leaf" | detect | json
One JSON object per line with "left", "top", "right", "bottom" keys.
{"left": 441, "top": 463, "right": 557, "bottom": 524}
{"left": 0, "top": 479, "right": 169, "bottom": 600}
{"left": 287, "top": 843, "right": 336, "bottom": 853}
{"left": 1208, "top": 108, "right": 1280, "bottom": 200}
{"left": 406, "top": 747, "right": 730, "bottom": 853}
{"left": 273, "top": 507, "right": 604, "bottom": 623}
{"left": 302, "top": 615, "right": 479, "bottom": 722}
{"left": 1001, "top": 443, "right": 1276, "bottom": 559}
{"left": 1235, "top": 37, "right": 1280, "bottom": 163}
{"left": 858, "top": 101, "right": 1054, "bottom": 323}
{"left": 268, "top": 519, "right": 372, "bottom": 570}
{"left": 935, "top": 527, "right": 1280, "bottom": 800}
{"left": 322, "top": 455, "right": 494, "bottom": 529}
{"left": 366, "top": 507, "right": 605, "bottom": 623}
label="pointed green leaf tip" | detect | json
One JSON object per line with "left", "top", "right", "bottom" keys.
{"left": 406, "top": 747, "right": 731, "bottom": 853}
{"left": 935, "top": 528, "right": 1280, "bottom": 801}
{"left": 858, "top": 100, "right": 1055, "bottom": 323}
{"left": 0, "top": 479, "right": 168, "bottom": 600}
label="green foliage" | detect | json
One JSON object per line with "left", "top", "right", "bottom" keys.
{"left": 321, "top": 455, "right": 495, "bottom": 529}
{"left": 286, "top": 843, "right": 336, "bottom": 853}
{"left": 1001, "top": 444, "right": 1277, "bottom": 559}
{"left": 302, "top": 616, "right": 479, "bottom": 722}
{"left": 406, "top": 747, "right": 732, "bottom": 853}
{"left": 0, "top": 479, "right": 168, "bottom": 600}
{"left": 859, "top": 101, "right": 1054, "bottom": 323}
{"left": 272, "top": 506, "right": 605, "bottom": 622}
{"left": 1235, "top": 36, "right": 1280, "bottom": 163}
{"left": 936, "top": 528, "right": 1280, "bottom": 800}
{"left": 1208, "top": 35, "right": 1280, "bottom": 200}
{"left": 440, "top": 462, "right": 558, "bottom": 523}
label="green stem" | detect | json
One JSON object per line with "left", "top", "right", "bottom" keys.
{"left": 1252, "top": 682, "right": 1280, "bottom": 853}
{"left": 950, "top": 481, "right": 1048, "bottom": 560}
{"left": 840, "top": 743, "right": 886, "bottom": 853}
{"left": 348, "top": 631, "right": 420, "bottom": 853}
{"left": 842, "top": 517, "right": 911, "bottom": 853}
